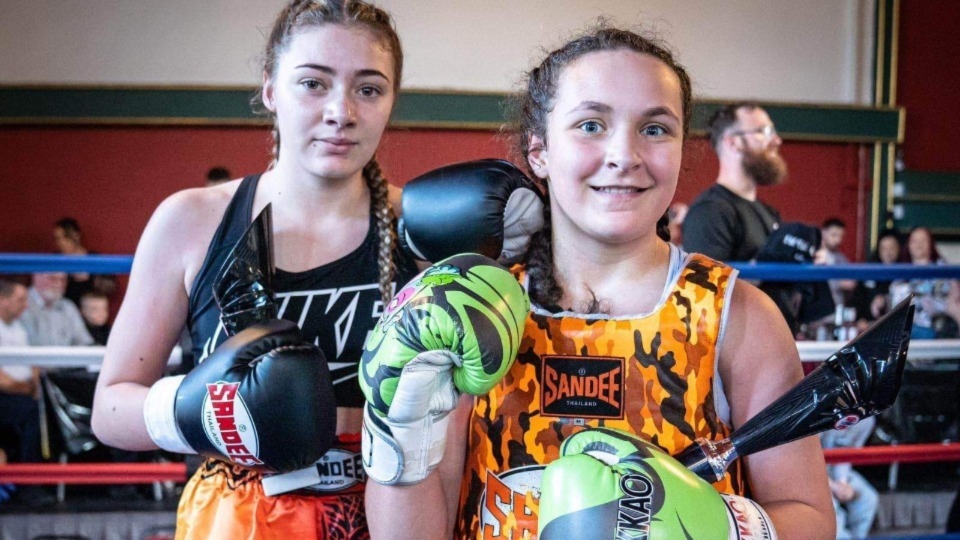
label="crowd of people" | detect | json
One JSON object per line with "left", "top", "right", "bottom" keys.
{"left": 2, "top": 2, "right": 958, "bottom": 539}
{"left": 0, "top": 164, "right": 240, "bottom": 508}
{"left": 0, "top": 219, "right": 117, "bottom": 505}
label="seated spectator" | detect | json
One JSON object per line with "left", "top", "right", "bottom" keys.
{"left": 821, "top": 417, "right": 879, "bottom": 539}
{"left": 889, "top": 227, "right": 960, "bottom": 338}
{"left": 818, "top": 217, "right": 857, "bottom": 307}
{"left": 851, "top": 229, "right": 901, "bottom": 330}
{"left": 682, "top": 102, "right": 785, "bottom": 262}
{"left": 0, "top": 280, "right": 53, "bottom": 506}
{"left": 756, "top": 222, "right": 835, "bottom": 337}
{"left": 53, "top": 217, "right": 117, "bottom": 306}
{"left": 20, "top": 272, "right": 94, "bottom": 346}
{"left": 205, "top": 166, "right": 233, "bottom": 187}
{"left": 79, "top": 291, "right": 111, "bottom": 345}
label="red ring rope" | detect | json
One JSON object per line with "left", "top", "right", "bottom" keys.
{"left": 824, "top": 442, "right": 960, "bottom": 466}
{"left": 0, "top": 462, "right": 186, "bottom": 484}
{"left": 2, "top": 443, "right": 960, "bottom": 484}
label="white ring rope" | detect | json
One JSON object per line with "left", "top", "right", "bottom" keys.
{"left": 0, "top": 346, "right": 182, "bottom": 368}
{"left": 0, "top": 342, "right": 955, "bottom": 368}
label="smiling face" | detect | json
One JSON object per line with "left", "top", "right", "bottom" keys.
{"left": 528, "top": 49, "right": 684, "bottom": 247}
{"left": 262, "top": 24, "right": 396, "bottom": 182}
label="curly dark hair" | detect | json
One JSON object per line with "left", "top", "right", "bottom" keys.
{"left": 510, "top": 24, "right": 692, "bottom": 309}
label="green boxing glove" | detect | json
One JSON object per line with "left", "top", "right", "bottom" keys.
{"left": 359, "top": 253, "right": 529, "bottom": 485}
{"left": 539, "top": 428, "right": 778, "bottom": 540}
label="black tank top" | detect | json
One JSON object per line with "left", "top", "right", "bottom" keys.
{"left": 186, "top": 174, "right": 419, "bottom": 408}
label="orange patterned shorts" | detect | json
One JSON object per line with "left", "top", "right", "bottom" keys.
{"left": 176, "top": 435, "right": 368, "bottom": 539}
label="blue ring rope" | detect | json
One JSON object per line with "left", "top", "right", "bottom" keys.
{"left": 1, "top": 253, "right": 960, "bottom": 281}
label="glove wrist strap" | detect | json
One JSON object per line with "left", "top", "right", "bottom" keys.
{"left": 361, "top": 403, "right": 449, "bottom": 485}
{"left": 143, "top": 375, "right": 196, "bottom": 455}
{"left": 720, "top": 494, "right": 778, "bottom": 540}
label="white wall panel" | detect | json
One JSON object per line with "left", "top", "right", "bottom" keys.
{"left": 0, "top": 0, "right": 875, "bottom": 104}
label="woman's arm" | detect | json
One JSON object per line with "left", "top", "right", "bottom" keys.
{"left": 91, "top": 190, "right": 216, "bottom": 450}
{"left": 720, "top": 281, "right": 836, "bottom": 539}
{"left": 366, "top": 395, "right": 471, "bottom": 540}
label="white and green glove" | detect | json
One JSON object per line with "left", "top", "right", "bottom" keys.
{"left": 358, "top": 253, "right": 529, "bottom": 485}
{"left": 539, "top": 427, "right": 777, "bottom": 540}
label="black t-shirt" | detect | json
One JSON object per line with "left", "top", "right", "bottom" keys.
{"left": 185, "top": 174, "right": 419, "bottom": 408}
{"left": 682, "top": 184, "right": 781, "bottom": 262}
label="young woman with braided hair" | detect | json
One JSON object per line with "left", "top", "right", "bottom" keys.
{"left": 366, "top": 24, "right": 834, "bottom": 539}
{"left": 93, "top": 1, "right": 418, "bottom": 537}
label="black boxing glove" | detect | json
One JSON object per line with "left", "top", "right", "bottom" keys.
{"left": 143, "top": 319, "right": 336, "bottom": 473}
{"left": 398, "top": 159, "right": 544, "bottom": 265}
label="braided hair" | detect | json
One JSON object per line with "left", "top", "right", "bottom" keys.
{"left": 253, "top": 0, "right": 403, "bottom": 303}
{"left": 362, "top": 159, "right": 397, "bottom": 304}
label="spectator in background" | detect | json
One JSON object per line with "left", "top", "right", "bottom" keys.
{"left": 820, "top": 417, "right": 879, "bottom": 539}
{"left": 53, "top": 217, "right": 117, "bottom": 306}
{"left": 755, "top": 223, "right": 835, "bottom": 336}
{"left": 851, "top": 229, "right": 901, "bottom": 329}
{"left": 666, "top": 201, "right": 688, "bottom": 247}
{"left": 20, "top": 272, "right": 94, "bottom": 347}
{"left": 818, "top": 217, "right": 857, "bottom": 307}
{"left": 889, "top": 227, "right": 960, "bottom": 338}
{"left": 205, "top": 166, "right": 232, "bottom": 187}
{"left": 0, "top": 280, "right": 52, "bottom": 505}
{"left": 683, "top": 102, "right": 785, "bottom": 262}
{"left": 79, "top": 291, "right": 111, "bottom": 346}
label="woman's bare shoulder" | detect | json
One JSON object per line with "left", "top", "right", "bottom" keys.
{"left": 150, "top": 183, "right": 238, "bottom": 241}
{"left": 134, "top": 182, "right": 242, "bottom": 277}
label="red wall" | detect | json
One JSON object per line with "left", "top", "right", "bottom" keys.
{"left": 897, "top": 0, "right": 960, "bottom": 171}
{"left": 0, "top": 126, "right": 863, "bottom": 262}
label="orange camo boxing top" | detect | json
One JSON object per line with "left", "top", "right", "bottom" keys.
{"left": 456, "top": 250, "right": 746, "bottom": 540}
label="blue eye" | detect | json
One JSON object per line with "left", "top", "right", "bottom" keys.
{"left": 359, "top": 85, "right": 383, "bottom": 97}
{"left": 643, "top": 125, "right": 667, "bottom": 136}
{"left": 578, "top": 121, "right": 603, "bottom": 134}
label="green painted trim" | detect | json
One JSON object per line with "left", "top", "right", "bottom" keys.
{"left": 893, "top": 169, "right": 960, "bottom": 233}
{"left": 393, "top": 92, "right": 506, "bottom": 128}
{"left": 894, "top": 201, "right": 960, "bottom": 231}
{"left": 897, "top": 194, "right": 960, "bottom": 204}
{"left": 876, "top": 0, "right": 899, "bottom": 108}
{"left": 866, "top": 0, "right": 900, "bottom": 252}
{"left": 895, "top": 170, "right": 960, "bottom": 197}
{"left": 0, "top": 87, "right": 262, "bottom": 122}
{"left": 0, "top": 86, "right": 902, "bottom": 142}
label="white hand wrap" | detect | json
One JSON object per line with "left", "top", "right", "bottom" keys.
{"left": 721, "top": 494, "right": 778, "bottom": 540}
{"left": 361, "top": 351, "right": 460, "bottom": 485}
{"left": 142, "top": 375, "right": 196, "bottom": 455}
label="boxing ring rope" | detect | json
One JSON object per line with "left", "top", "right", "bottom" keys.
{"left": 0, "top": 346, "right": 181, "bottom": 368}
{"left": 2, "top": 254, "right": 960, "bottom": 489}
{"left": 0, "top": 463, "right": 187, "bottom": 484}
{"left": 4, "top": 253, "right": 960, "bottom": 279}
{"left": 2, "top": 444, "right": 960, "bottom": 485}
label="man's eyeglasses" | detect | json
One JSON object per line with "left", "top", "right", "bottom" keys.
{"left": 729, "top": 125, "right": 778, "bottom": 142}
